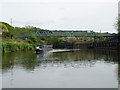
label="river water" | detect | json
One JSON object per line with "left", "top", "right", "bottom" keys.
{"left": 2, "top": 50, "right": 120, "bottom": 88}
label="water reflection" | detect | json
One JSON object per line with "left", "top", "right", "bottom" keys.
{"left": 2, "top": 50, "right": 120, "bottom": 88}
{"left": 2, "top": 52, "right": 39, "bottom": 72}
{"left": 2, "top": 50, "right": 119, "bottom": 72}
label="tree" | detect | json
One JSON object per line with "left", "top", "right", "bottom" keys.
{"left": 28, "top": 36, "right": 37, "bottom": 44}
{"left": 117, "top": 18, "right": 120, "bottom": 34}
{"left": 116, "top": 18, "right": 120, "bottom": 42}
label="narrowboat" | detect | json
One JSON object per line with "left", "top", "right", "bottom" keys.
{"left": 36, "top": 45, "right": 53, "bottom": 54}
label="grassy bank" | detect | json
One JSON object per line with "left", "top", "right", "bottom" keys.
{"left": 1, "top": 22, "right": 69, "bottom": 52}
{"left": 1, "top": 21, "right": 119, "bottom": 53}
{"left": 2, "top": 43, "right": 35, "bottom": 53}
{"left": 2, "top": 37, "right": 36, "bottom": 53}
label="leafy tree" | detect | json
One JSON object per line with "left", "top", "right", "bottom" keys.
{"left": 28, "top": 36, "right": 37, "bottom": 44}
{"left": 117, "top": 18, "right": 120, "bottom": 34}
{"left": 99, "top": 36, "right": 106, "bottom": 42}
{"left": 0, "top": 23, "right": 8, "bottom": 32}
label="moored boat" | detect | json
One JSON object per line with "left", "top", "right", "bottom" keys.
{"left": 35, "top": 45, "right": 53, "bottom": 54}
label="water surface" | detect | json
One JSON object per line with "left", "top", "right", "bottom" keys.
{"left": 2, "top": 50, "right": 120, "bottom": 88}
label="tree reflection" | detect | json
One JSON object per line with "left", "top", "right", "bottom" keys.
{"left": 117, "top": 51, "right": 120, "bottom": 84}
{"left": 2, "top": 50, "right": 119, "bottom": 73}
{"left": 2, "top": 51, "right": 39, "bottom": 73}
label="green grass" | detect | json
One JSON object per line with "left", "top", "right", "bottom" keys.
{"left": 2, "top": 43, "right": 35, "bottom": 53}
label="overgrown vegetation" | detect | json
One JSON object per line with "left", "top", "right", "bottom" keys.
{"left": 1, "top": 21, "right": 108, "bottom": 52}
{"left": 116, "top": 18, "right": 120, "bottom": 41}
{"left": 117, "top": 18, "right": 120, "bottom": 34}
{"left": 1, "top": 22, "right": 66, "bottom": 52}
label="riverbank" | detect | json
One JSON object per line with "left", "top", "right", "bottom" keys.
{"left": 89, "top": 41, "right": 120, "bottom": 50}
{"left": 1, "top": 35, "right": 37, "bottom": 53}
{"left": 2, "top": 43, "right": 35, "bottom": 53}
{"left": 1, "top": 21, "right": 120, "bottom": 52}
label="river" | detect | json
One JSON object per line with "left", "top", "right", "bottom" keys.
{"left": 2, "top": 49, "right": 120, "bottom": 88}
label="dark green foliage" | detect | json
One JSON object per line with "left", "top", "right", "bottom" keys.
{"left": 117, "top": 19, "right": 120, "bottom": 34}
{"left": 1, "top": 21, "right": 112, "bottom": 53}
{"left": 2, "top": 32, "right": 13, "bottom": 38}
{"left": 45, "top": 37, "right": 65, "bottom": 44}
{"left": 28, "top": 36, "right": 37, "bottom": 44}
{"left": 117, "top": 19, "right": 120, "bottom": 41}
{"left": 0, "top": 22, "right": 14, "bottom": 32}
{"left": 2, "top": 43, "right": 35, "bottom": 53}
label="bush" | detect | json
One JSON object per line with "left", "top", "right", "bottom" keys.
{"left": 2, "top": 43, "right": 35, "bottom": 53}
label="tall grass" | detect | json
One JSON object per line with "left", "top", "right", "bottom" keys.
{"left": 2, "top": 43, "right": 35, "bottom": 53}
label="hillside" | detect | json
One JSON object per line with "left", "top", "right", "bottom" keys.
{"left": 0, "top": 22, "right": 14, "bottom": 32}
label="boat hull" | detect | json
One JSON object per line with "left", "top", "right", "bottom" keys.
{"left": 35, "top": 45, "right": 53, "bottom": 54}
{"left": 36, "top": 49, "right": 44, "bottom": 54}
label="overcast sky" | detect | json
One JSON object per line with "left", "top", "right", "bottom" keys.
{"left": 0, "top": 0, "right": 120, "bottom": 33}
